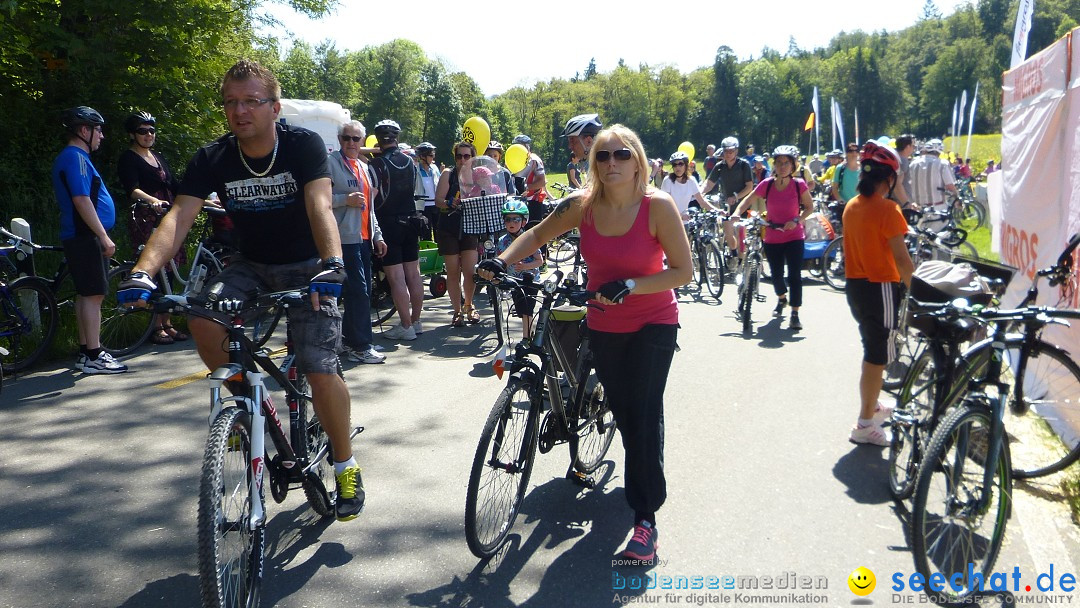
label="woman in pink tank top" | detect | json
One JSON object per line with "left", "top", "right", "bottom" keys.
{"left": 477, "top": 124, "right": 691, "bottom": 563}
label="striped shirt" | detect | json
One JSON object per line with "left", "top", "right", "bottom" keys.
{"left": 908, "top": 154, "right": 955, "bottom": 207}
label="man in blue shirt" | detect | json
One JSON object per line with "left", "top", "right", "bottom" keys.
{"left": 51, "top": 106, "right": 127, "bottom": 374}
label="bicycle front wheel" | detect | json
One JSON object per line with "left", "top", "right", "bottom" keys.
{"left": 890, "top": 349, "right": 938, "bottom": 500}
{"left": 1007, "top": 341, "right": 1080, "bottom": 479}
{"left": 0, "top": 277, "right": 58, "bottom": 373}
{"left": 703, "top": 241, "right": 725, "bottom": 299}
{"left": 100, "top": 266, "right": 155, "bottom": 356}
{"left": 884, "top": 296, "right": 922, "bottom": 391}
{"left": 570, "top": 376, "right": 615, "bottom": 474}
{"left": 198, "top": 406, "right": 264, "bottom": 608}
{"left": 465, "top": 373, "right": 540, "bottom": 558}
{"left": 369, "top": 273, "right": 396, "bottom": 328}
{"left": 911, "top": 404, "right": 1011, "bottom": 607}
{"left": 822, "top": 237, "right": 846, "bottom": 291}
{"left": 296, "top": 373, "right": 335, "bottom": 517}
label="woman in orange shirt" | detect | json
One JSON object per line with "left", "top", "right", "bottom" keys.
{"left": 842, "top": 140, "right": 915, "bottom": 446}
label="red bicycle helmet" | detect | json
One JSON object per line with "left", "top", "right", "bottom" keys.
{"left": 859, "top": 140, "right": 900, "bottom": 173}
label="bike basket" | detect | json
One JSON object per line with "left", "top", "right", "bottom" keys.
{"left": 459, "top": 194, "right": 507, "bottom": 235}
{"left": 907, "top": 260, "right": 993, "bottom": 339}
{"left": 549, "top": 305, "right": 586, "bottom": 373}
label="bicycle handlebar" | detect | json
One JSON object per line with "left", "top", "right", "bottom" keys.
{"left": 477, "top": 270, "right": 595, "bottom": 307}
{"left": 149, "top": 288, "right": 306, "bottom": 318}
{"left": 0, "top": 226, "right": 63, "bottom": 253}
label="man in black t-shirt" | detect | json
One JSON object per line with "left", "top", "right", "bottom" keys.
{"left": 119, "top": 59, "right": 365, "bottom": 522}
{"left": 701, "top": 136, "right": 754, "bottom": 253}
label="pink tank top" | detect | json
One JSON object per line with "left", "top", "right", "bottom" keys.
{"left": 580, "top": 196, "right": 679, "bottom": 333}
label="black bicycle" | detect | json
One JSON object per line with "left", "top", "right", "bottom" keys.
{"left": 464, "top": 270, "right": 616, "bottom": 558}
{"left": 686, "top": 208, "right": 726, "bottom": 299}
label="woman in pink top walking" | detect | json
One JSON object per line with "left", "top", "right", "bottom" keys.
{"left": 477, "top": 124, "right": 691, "bottom": 564}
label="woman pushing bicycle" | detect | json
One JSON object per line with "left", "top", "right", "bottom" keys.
{"left": 732, "top": 145, "right": 813, "bottom": 331}
{"left": 477, "top": 124, "right": 691, "bottom": 564}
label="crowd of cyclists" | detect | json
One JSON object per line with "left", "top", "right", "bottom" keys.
{"left": 19, "top": 56, "right": 1012, "bottom": 576}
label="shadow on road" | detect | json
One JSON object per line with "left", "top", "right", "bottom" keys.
{"left": 832, "top": 446, "right": 893, "bottom": 505}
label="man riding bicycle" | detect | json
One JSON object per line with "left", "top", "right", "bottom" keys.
{"left": 118, "top": 59, "right": 365, "bottom": 522}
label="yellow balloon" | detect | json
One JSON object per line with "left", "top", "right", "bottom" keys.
{"left": 462, "top": 116, "right": 490, "bottom": 160}
{"left": 678, "top": 141, "right": 695, "bottom": 161}
{"left": 365, "top": 134, "right": 377, "bottom": 147}
{"left": 505, "top": 144, "right": 529, "bottom": 174}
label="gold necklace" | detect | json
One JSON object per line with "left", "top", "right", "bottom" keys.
{"left": 238, "top": 133, "right": 278, "bottom": 177}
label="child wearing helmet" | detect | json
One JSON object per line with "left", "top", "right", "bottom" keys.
{"left": 496, "top": 199, "right": 543, "bottom": 339}
{"left": 842, "top": 140, "right": 914, "bottom": 447}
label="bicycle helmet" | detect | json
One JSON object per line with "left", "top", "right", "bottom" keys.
{"left": 669, "top": 151, "right": 689, "bottom": 163}
{"left": 373, "top": 119, "right": 400, "bottom": 135}
{"left": 826, "top": 149, "right": 843, "bottom": 158}
{"left": 860, "top": 139, "right": 900, "bottom": 173}
{"left": 415, "top": 141, "right": 435, "bottom": 152}
{"left": 501, "top": 198, "right": 529, "bottom": 221}
{"left": 921, "top": 138, "right": 944, "bottom": 154}
{"left": 512, "top": 134, "right": 532, "bottom": 146}
{"left": 486, "top": 140, "right": 504, "bottom": 151}
{"left": 61, "top": 106, "right": 105, "bottom": 130}
{"left": 124, "top": 111, "right": 155, "bottom": 133}
{"left": 772, "top": 145, "right": 799, "bottom": 162}
{"left": 561, "top": 113, "right": 602, "bottom": 138}
{"left": 720, "top": 136, "right": 739, "bottom": 150}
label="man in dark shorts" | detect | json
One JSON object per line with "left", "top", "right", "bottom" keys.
{"left": 118, "top": 59, "right": 365, "bottom": 521}
{"left": 369, "top": 119, "right": 424, "bottom": 341}
{"left": 701, "top": 136, "right": 754, "bottom": 254}
{"left": 52, "top": 106, "right": 128, "bottom": 374}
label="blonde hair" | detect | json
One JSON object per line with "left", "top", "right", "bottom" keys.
{"left": 582, "top": 124, "right": 651, "bottom": 211}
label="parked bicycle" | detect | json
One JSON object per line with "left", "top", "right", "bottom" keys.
{"left": 685, "top": 208, "right": 727, "bottom": 299}
{"left": 146, "top": 287, "right": 360, "bottom": 608}
{"left": 734, "top": 216, "right": 767, "bottom": 333}
{"left": 464, "top": 270, "right": 615, "bottom": 558}
{"left": 907, "top": 301, "right": 1080, "bottom": 607}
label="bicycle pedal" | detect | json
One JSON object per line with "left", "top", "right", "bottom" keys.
{"left": 755, "top": 295, "right": 767, "bottom": 302}
{"left": 567, "top": 470, "right": 595, "bottom": 489}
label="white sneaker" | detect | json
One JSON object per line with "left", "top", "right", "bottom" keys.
{"left": 872, "top": 401, "right": 895, "bottom": 425}
{"left": 412, "top": 320, "right": 424, "bottom": 335}
{"left": 382, "top": 324, "right": 417, "bottom": 341}
{"left": 346, "top": 347, "right": 385, "bottom": 364}
{"left": 370, "top": 344, "right": 385, "bottom": 352}
{"left": 849, "top": 423, "right": 890, "bottom": 447}
{"left": 81, "top": 351, "right": 128, "bottom": 374}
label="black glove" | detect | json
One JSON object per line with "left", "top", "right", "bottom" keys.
{"left": 476, "top": 258, "right": 507, "bottom": 277}
{"left": 117, "top": 271, "right": 157, "bottom": 304}
{"left": 310, "top": 260, "right": 346, "bottom": 298}
{"left": 597, "top": 280, "right": 632, "bottom": 304}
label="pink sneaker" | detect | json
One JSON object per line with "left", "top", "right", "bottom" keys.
{"left": 621, "top": 521, "right": 659, "bottom": 562}
{"left": 850, "top": 423, "right": 890, "bottom": 447}
{"left": 872, "top": 401, "right": 895, "bottom": 425}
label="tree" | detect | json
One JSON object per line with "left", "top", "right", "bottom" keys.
{"left": 417, "top": 62, "right": 461, "bottom": 152}
{"left": 921, "top": 0, "right": 943, "bottom": 20}
{"left": 737, "top": 60, "right": 782, "bottom": 147}
{"left": 584, "top": 58, "right": 597, "bottom": 80}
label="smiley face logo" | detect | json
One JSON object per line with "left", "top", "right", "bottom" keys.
{"left": 848, "top": 567, "right": 876, "bottom": 596}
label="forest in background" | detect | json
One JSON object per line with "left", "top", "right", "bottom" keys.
{"left": 1, "top": 0, "right": 1078, "bottom": 234}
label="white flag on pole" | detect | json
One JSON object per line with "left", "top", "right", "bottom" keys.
{"left": 1010, "top": 0, "right": 1035, "bottom": 69}
{"left": 812, "top": 87, "right": 821, "bottom": 153}
{"left": 964, "top": 82, "right": 980, "bottom": 162}
{"left": 951, "top": 97, "right": 959, "bottom": 156}
{"left": 830, "top": 96, "right": 837, "bottom": 151}
{"left": 854, "top": 107, "right": 860, "bottom": 143}
{"left": 835, "top": 101, "right": 846, "bottom": 150}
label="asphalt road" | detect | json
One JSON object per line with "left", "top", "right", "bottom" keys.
{"left": 2, "top": 275, "right": 1078, "bottom": 608}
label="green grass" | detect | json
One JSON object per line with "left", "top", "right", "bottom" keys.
{"left": 942, "top": 133, "right": 1000, "bottom": 169}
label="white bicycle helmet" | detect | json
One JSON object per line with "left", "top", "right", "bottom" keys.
{"left": 922, "top": 138, "right": 944, "bottom": 154}
{"left": 669, "top": 151, "right": 689, "bottom": 163}
{"left": 772, "top": 145, "right": 799, "bottom": 162}
{"left": 561, "top": 113, "right": 602, "bottom": 138}
{"left": 720, "top": 136, "right": 739, "bottom": 150}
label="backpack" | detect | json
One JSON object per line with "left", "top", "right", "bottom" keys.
{"left": 371, "top": 149, "right": 417, "bottom": 216}
{"left": 907, "top": 260, "right": 993, "bottom": 338}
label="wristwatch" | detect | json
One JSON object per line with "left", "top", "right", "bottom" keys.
{"left": 323, "top": 256, "right": 345, "bottom": 270}
{"left": 624, "top": 278, "right": 637, "bottom": 293}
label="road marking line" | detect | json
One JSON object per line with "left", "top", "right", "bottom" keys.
{"left": 154, "top": 347, "right": 287, "bottom": 389}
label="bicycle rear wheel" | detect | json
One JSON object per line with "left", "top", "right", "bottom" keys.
{"left": 822, "top": 237, "right": 846, "bottom": 291}
{"left": 0, "top": 277, "right": 58, "bottom": 373}
{"left": 738, "top": 257, "right": 758, "bottom": 334}
{"left": 548, "top": 236, "right": 579, "bottom": 264}
{"left": 703, "top": 240, "right": 725, "bottom": 299}
{"left": 890, "top": 350, "right": 937, "bottom": 500}
{"left": 100, "top": 266, "right": 155, "bottom": 356}
{"left": 911, "top": 404, "right": 1010, "bottom": 607}
{"left": 198, "top": 406, "right": 264, "bottom": 608}
{"left": 1006, "top": 341, "right": 1080, "bottom": 479}
{"left": 296, "top": 373, "right": 335, "bottom": 517}
{"left": 570, "top": 375, "right": 615, "bottom": 474}
{"left": 465, "top": 373, "right": 540, "bottom": 558}
{"left": 369, "top": 272, "right": 396, "bottom": 328}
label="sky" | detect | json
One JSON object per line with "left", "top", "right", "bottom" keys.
{"left": 261, "top": 0, "right": 974, "bottom": 97}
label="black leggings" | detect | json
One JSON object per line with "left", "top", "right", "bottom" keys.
{"left": 763, "top": 239, "right": 805, "bottom": 307}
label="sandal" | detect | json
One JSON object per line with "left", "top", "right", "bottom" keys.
{"left": 150, "top": 327, "right": 175, "bottom": 345}
{"left": 464, "top": 305, "right": 481, "bottom": 324}
{"left": 451, "top": 312, "right": 466, "bottom": 328}
{"left": 162, "top": 324, "right": 190, "bottom": 341}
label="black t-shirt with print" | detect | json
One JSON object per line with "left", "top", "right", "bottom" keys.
{"left": 705, "top": 158, "right": 753, "bottom": 199}
{"left": 178, "top": 123, "right": 330, "bottom": 264}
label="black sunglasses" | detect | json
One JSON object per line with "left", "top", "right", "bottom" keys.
{"left": 671, "top": 161, "right": 686, "bottom": 167}
{"left": 455, "top": 153, "right": 473, "bottom": 160}
{"left": 340, "top": 135, "right": 363, "bottom": 142}
{"left": 135, "top": 127, "right": 156, "bottom": 135}
{"left": 595, "top": 148, "right": 633, "bottom": 162}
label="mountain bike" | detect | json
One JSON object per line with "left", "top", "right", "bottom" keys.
{"left": 464, "top": 270, "right": 615, "bottom": 558}
{"left": 734, "top": 216, "right": 767, "bottom": 333}
{"left": 686, "top": 209, "right": 726, "bottom": 299}
{"left": 908, "top": 302, "right": 1080, "bottom": 607}
{"left": 148, "top": 288, "right": 360, "bottom": 608}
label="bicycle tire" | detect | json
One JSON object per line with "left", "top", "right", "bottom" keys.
{"left": 911, "top": 404, "right": 1011, "bottom": 607}
{"left": 822, "top": 237, "right": 846, "bottom": 291}
{"left": 100, "top": 265, "right": 155, "bottom": 356}
{"left": 956, "top": 201, "right": 986, "bottom": 232}
{"left": 1006, "top": 341, "right": 1080, "bottom": 479}
{"left": 889, "top": 350, "right": 938, "bottom": 500}
{"left": 690, "top": 240, "right": 703, "bottom": 287}
{"left": 548, "top": 236, "right": 579, "bottom": 264}
{"left": 198, "top": 406, "right": 264, "bottom": 608}
{"left": 570, "top": 375, "right": 615, "bottom": 474}
{"left": 248, "top": 306, "right": 280, "bottom": 349}
{"left": 884, "top": 296, "right": 921, "bottom": 391}
{"left": 739, "top": 257, "right": 758, "bottom": 334}
{"left": 704, "top": 240, "right": 725, "bottom": 299}
{"left": 464, "top": 372, "right": 540, "bottom": 558}
{"left": 296, "top": 373, "right": 335, "bottom": 517}
{"left": 369, "top": 274, "right": 396, "bottom": 328}
{"left": 0, "top": 277, "right": 58, "bottom": 373}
